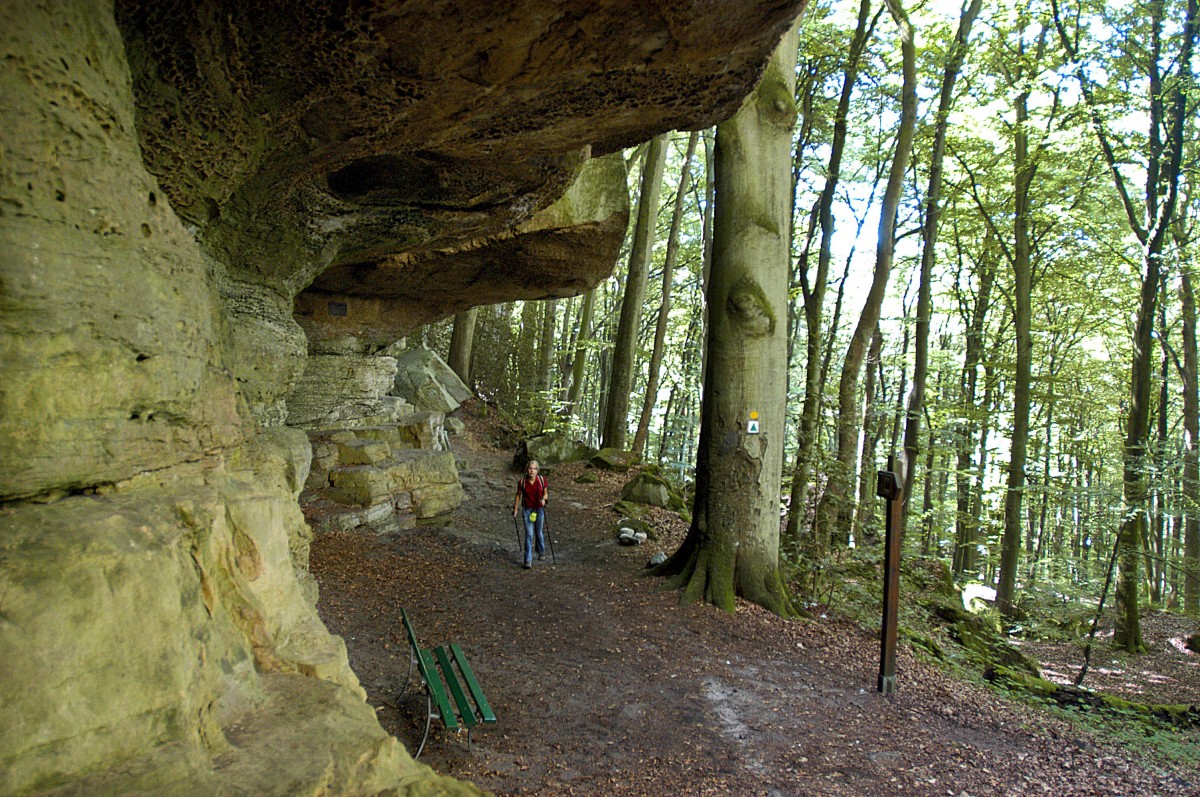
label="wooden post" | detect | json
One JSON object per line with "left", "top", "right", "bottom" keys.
{"left": 876, "top": 455, "right": 902, "bottom": 694}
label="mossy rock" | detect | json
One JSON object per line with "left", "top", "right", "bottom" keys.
{"left": 952, "top": 620, "right": 1040, "bottom": 677}
{"left": 589, "top": 447, "right": 638, "bottom": 472}
{"left": 986, "top": 667, "right": 1200, "bottom": 730}
{"left": 514, "top": 432, "right": 595, "bottom": 468}
{"left": 574, "top": 471, "right": 599, "bottom": 484}
{"left": 902, "top": 557, "right": 956, "bottom": 597}
{"left": 922, "top": 593, "right": 975, "bottom": 626}
{"left": 619, "top": 471, "right": 673, "bottom": 508}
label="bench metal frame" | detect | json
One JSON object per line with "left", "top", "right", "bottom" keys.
{"left": 400, "top": 609, "right": 496, "bottom": 758}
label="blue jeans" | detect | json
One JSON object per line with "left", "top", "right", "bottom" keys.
{"left": 521, "top": 507, "right": 545, "bottom": 565}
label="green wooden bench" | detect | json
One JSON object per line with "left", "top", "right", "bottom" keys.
{"left": 400, "top": 608, "right": 496, "bottom": 757}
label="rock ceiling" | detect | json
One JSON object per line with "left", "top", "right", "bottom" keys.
{"left": 115, "top": 0, "right": 806, "bottom": 335}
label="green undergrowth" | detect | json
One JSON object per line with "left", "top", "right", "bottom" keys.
{"left": 786, "top": 548, "right": 1200, "bottom": 768}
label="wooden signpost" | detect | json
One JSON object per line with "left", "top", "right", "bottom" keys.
{"left": 876, "top": 455, "right": 902, "bottom": 695}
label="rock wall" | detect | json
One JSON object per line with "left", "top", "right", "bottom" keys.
{"left": 0, "top": 4, "right": 477, "bottom": 794}
{"left": 1, "top": 0, "right": 806, "bottom": 793}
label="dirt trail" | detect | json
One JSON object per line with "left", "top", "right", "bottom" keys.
{"left": 311, "top": 409, "right": 1199, "bottom": 796}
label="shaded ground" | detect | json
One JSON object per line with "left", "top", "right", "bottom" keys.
{"left": 311, "top": 405, "right": 1200, "bottom": 796}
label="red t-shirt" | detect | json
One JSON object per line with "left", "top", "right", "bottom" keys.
{"left": 518, "top": 475, "right": 547, "bottom": 509}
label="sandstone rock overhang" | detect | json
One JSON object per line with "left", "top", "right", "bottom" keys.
{"left": 1, "top": 1, "right": 807, "bottom": 793}
{"left": 115, "top": 0, "right": 807, "bottom": 323}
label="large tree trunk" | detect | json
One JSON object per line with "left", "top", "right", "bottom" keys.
{"left": 654, "top": 18, "right": 802, "bottom": 616}
{"left": 900, "top": 0, "right": 982, "bottom": 536}
{"left": 815, "top": 0, "right": 917, "bottom": 547}
{"left": 633, "top": 131, "right": 699, "bottom": 456}
{"left": 448, "top": 307, "right": 478, "bottom": 386}
{"left": 602, "top": 134, "right": 668, "bottom": 451}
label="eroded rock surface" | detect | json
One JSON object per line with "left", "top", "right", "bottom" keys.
{"left": 1, "top": 0, "right": 806, "bottom": 793}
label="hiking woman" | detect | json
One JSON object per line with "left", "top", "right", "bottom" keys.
{"left": 513, "top": 460, "right": 548, "bottom": 569}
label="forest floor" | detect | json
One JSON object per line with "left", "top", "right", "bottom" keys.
{"left": 311, "top": 402, "right": 1200, "bottom": 797}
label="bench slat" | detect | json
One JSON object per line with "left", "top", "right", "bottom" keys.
{"left": 435, "top": 646, "right": 478, "bottom": 728}
{"left": 400, "top": 609, "right": 421, "bottom": 652}
{"left": 418, "top": 648, "right": 459, "bottom": 732}
{"left": 451, "top": 643, "right": 496, "bottom": 724}
{"left": 401, "top": 609, "right": 443, "bottom": 716}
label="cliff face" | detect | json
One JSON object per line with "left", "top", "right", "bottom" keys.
{"left": 0, "top": 1, "right": 804, "bottom": 793}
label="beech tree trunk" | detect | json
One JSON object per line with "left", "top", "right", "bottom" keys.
{"left": 996, "top": 22, "right": 1040, "bottom": 617}
{"left": 602, "top": 133, "right": 668, "bottom": 451}
{"left": 815, "top": 0, "right": 917, "bottom": 547}
{"left": 953, "top": 247, "right": 994, "bottom": 577}
{"left": 633, "top": 131, "right": 699, "bottom": 456}
{"left": 538, "top": 299, "right": 557, "bottom": 393}
{"left": 517, "top": 300, "right": 540, "bottom": 395}
{"left": 900, "top": 0, "right": 982, "bottom": 537}
{"left": 1181, "top": 267, "right": 1200, "bottom": 611}
{"left": 653, "top": 18, "right": 802, "bottom": 616}
{"left": 448, "top": 307, "right": 478, "bottom": 386}
{"left": 1054, "top": 0, "right": 1197, "bottom": 649}
{"left": 565, "top": 289, "right": 595, "bottom": 412}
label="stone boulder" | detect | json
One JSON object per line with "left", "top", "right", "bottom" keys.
{"left": 515, "top": 432, "right": 597, "bottom": 468}
{"left": 285, "top": 354, "right": 412, "bottom": 429}
{"left": 590, "top": 447, "right": 639, "bottom": 472}
{"left": 391, "top": 348, "right": 474, "bottom": 413}
{"left": 620, "top": 470, "right": 681, "bottom": 509}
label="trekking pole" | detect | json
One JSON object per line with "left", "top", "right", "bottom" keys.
{"left": 543, "top": 506, "right": 557, "bottom": 564}
{"left": 512, "top": 513, "right": 524, "bottom": 561}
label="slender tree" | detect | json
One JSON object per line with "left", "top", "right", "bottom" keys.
{"left": 815, "top": 0, "right": 918, "bottom": 546}
{"left": 633, "top": 131, "right": 700, "bottom": 456}
{"left": 997, "top": 19, "right": 1044, "bottom": 618}
{"left": 538, "top": 299, "right": 557, "bottom": 393}
{"left": 900, "top": 0, "right": 983, "bottom": 536}
{"left": 602, "top": 134, "right": 668, "bottom": 451}
{"left": 448, "top": 307, "right": 478, "bottom": 386}
{"left": 1053, "top": 0, "right": 1198, "bottom": 649}
{"left": 952, "top": 233, "right": 995, "bottom": 577}
{"left": 565, "top": 288, "right": 595, "bottom": 413}
{"left": 1181, "top": 262, "right": 1200, "bottom": 612}
{"left": 785, "top": 0, "right": 878, "bottom": 552}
